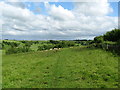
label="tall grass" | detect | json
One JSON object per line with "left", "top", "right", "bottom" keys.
{"left": 2, "top": 47, "right": 119, "bottom": 88}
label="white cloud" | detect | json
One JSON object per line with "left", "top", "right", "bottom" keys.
{"left": 73, "top": 0, "right": 113, "bottom": 16}
{"left": 4, "top": 0, "right": 26, "bottom": 9}
{"left": 48, "top": 4, "right": 75, "bottom": 20}
{"left": 1, "top": 0, "right": 118, "bottom": 40}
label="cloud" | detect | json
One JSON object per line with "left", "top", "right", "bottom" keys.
{"left": 4, "top": 0, "right": 26, "bottom": 8}
{"left": 47, "top": 4, "right": 75, "bottom": 20}
{"left": 73, "top": 0, "right": 113, "bottom": 16}
{"left": 1, "top": 0, "right": 118, "bottom": 40}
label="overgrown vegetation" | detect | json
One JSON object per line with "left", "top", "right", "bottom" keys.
{"left": 92, "top": 29, "right": 120, "bottom": 55}
{"left": 1, "top": 40, "right": 80, "bottom": 54}
{"left": 6, "top": 47, "right": 33, "bottom": 55}
{"left": 104, "top": 29, "right": 120, "bottom": 42}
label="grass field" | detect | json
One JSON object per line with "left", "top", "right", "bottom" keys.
{"left": 2, "top": 47, "right": 119, "bottom": 88}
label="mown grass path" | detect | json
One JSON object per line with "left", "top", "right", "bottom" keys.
{"left": 2, "top": 47, "right": 119, "bottom": 88}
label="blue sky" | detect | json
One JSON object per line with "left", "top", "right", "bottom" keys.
{"left": 26, "top": 2, "right": 118, "bottom": 17}
{"left": 109, "top": 2, "right": 118, "bottom": 16}
{"left": 25, "top": 2, "right": 74, "bottom": 15}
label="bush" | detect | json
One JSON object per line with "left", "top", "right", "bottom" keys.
{"left": 37, "top": 46, "right": 44, "bottom": 51}
{"left": 54, "top": 44, "right": 63, "bottom": 48}
{"left": 10, "top": 42, "right": 20, "bottom": 48}
{"left": 37, "top": 45, "right": 54, "bottom": 51}
{"left": 117, "top": 40, "right": 120, "bottom": 45}
{"left": 6, "top": 48, "right": 17, "bottom": 54}
{"left": 103, "top": 29, "right": 120, "bottom": 42}
{"left": 49, "top": 40, "right": 60, "bottom": 44}
{"left": 0, "top": 43, "right": 2, "bottom": 49}
{"left": 94, "top": 36, "right": 104, "bottom": 43}
{"left": 6, "top": 47, "right": 32, "bottom": 55}
{"left": 2, "top": 41, "right": 20, "bottom": 48}
{"left": 24, "top": 42, "right": 32, "bottom": 47}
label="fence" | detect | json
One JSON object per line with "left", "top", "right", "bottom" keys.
{"left": 99, "top": 44, "right": 120, "bottom": 55}
{"left": 88, "top": 43, "right": 120, "bottom": 55}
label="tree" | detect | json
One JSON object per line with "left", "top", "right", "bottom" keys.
{"left": 103, "top": 29, "right": 120, "bottom": 42}
{"left": 94, "top": 36, "right": 104, "bottom": 43}
{"left": 49, "top": 40, "right": 60, "bottom": 44}
{"left": 37, "top": 46, "right": 44, "bottom": 51}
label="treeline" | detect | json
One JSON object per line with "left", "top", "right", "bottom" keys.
{"left": 1, "top": 39, "right": 92, "bottom": 54}
{"left": 2, "top": 28, "right": 119, "bottom": 55}
{"left": 2, "top": 41, "right": 34, "bottom": 54}
{"left": 1, "top": 40, "right": 78, "bottom": 54}
{"left": 91, "top": 28, "right": 120, "bottom": 55}
{"left": 37, "top": 40, "right": 79, "bottom": 51}
{"left": 93, "top": 29, "right": 120, "bottom": 43}
{"left": 2, "top": 40, "right": 39, "bottom": 49}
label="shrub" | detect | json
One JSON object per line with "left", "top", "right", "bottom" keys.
{"left": 37, "top": 45, "right": 54, "bottom": 51}
{"left": 49, "top": 40, "right": 60, "bottom": 44}
{"left": 10, "top": 42, "right": 20, "bottom": 48}
{"left": 6, "top": 47, "right": 32, "bottom": 55}
{"left": 94, "top": 36, "right": 104, "bottom": 43}
{"left": 54, "top": 44, "right": 63, "bottom": 48}
{"left": 0, "top": 43, "right": 2, "bottom": 49}
{"left": 103, "top": 29, "right": 120, "bottom": 42}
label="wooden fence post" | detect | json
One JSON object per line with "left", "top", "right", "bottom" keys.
{"left": 106, "top": 44, "right": 108, "bottom": 50}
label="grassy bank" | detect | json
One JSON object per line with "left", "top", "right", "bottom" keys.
{"left": 2, "top": 47, "right": 119, "bottom": 88}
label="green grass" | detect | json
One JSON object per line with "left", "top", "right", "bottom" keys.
{"left": 30, "top": 43, "right": 53, "bottom": 51}
{"left": 2, "top": 47, "right": 119, "bottom": 88}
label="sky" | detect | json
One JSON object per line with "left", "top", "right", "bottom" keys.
{"left": 0, "top": 0, "right": 118, "bottom": 40}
